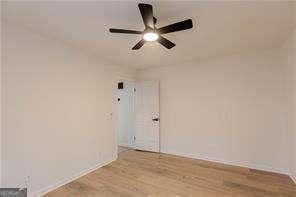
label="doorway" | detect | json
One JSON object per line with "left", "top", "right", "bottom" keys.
{"left": 117, "top": 80, "right": 160, "bottom": 154}
{"left": 117, "top": 80, "right": 135, "bottom": 153}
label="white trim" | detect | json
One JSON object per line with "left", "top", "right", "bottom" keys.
{"left": 118, "top": 141, "right": 134, "bottom": 148}
{"left": 162, "top": 149, "right": 290, "bottom": 175}
{"left": 117, "top": 77, "right": 136, "bottom": 83}
{"left": 290, "top": 174, "right": 296, "bottom": 185}
{"left": 31, "top": 155, "right": 117, "bottom": 197}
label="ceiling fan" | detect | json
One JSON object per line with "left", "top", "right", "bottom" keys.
{"left": 109, "top": 3, "right": 193, "bottom": 50}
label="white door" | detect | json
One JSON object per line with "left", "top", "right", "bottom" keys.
{"left": 134, "top": 81, "right": 160, "bottom": 152}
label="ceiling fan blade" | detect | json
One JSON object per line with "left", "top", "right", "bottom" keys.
{"left": 157, "top": 36, "right": 175, "bottom": 49}
{"left": 109, "top": 28, "right": 142, "bottom": 34}
{"left": 138, "top": 3, "right": 154, "bottom": 29}
{"left": 157, "top": 19, "right": 193, "bottom": 34}
{"left": 132, "top": 39, "right": 145, "bottom": 50}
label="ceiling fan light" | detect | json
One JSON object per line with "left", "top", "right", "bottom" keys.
{"left": 143, "top": 32, "right": 159, "bottom": 41}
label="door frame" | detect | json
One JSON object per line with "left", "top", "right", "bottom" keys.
{"left": 115, "top": 77, "right": 136, "bottom": 152}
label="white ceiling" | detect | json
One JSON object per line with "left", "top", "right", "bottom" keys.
{"left": 2, "top": 1, "right": 295, "bottom": 69}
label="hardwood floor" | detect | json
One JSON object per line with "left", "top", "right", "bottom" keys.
{"left": 45, "top": 150, "right": 296, "bottom": 197}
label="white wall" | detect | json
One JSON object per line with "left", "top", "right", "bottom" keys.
{"left": 1, "top": 21, "right": 135, "bottom": 195}
{"left": 117, "top": 80, "right": 135, "bottom": 147}
{"left": 0, "top": 18, "right": 2, "bottom": 188}
{"left": 137, "top": 48, "right": 290, "bottom": 174}
{"left": 281, "top": 29, "right": 296, "bottom": 181}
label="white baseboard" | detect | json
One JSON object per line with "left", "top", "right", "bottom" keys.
{"left": 162, "top": 149, "right": 289, "bottom": 175}
{"left": 31, "top": 155, "right": 117, "bottom": 197}
{"left": 290, "top": 174, "right": 296, "bottom": 184}
{"left": 118, "top": 141, "right": 134, "bottom": 148}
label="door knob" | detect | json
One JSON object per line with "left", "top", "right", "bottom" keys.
{"left": 152, "top": 118, "right": 159, "bottom": 121}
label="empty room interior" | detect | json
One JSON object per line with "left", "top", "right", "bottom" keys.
{"left": 1, "top": 1, "right": 296, "bottom": 196}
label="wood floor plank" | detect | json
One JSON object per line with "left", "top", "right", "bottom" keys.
{"left": 45, "top": 150, "right": 296, "bottom": 197}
